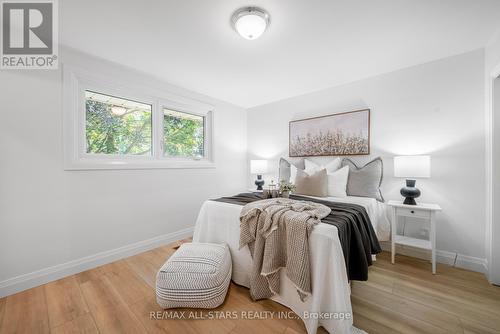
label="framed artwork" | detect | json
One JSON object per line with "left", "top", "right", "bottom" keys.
{"left": 289, "top": 109, "right": 370, "bottom": 157}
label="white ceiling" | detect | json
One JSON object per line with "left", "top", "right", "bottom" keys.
{"left": 61, "top": 0, "right": 500, "bottom": 108}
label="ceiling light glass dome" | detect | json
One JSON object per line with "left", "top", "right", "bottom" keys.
{"left": 232, "top": 7, "right": 270, "bottom": 40}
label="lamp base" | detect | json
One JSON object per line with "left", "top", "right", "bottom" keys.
{"left": 400, "top": 179, "right": 421, "bottom": 206}
{"left": 255, "top": 175, "right": 265, "bottom": 191}
{"left": 403, "top": 197, "right": 417, "bottom": 205}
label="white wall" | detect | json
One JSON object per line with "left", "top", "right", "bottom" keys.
{"left": 247, "top": 50, "right": 486, "bottom": 266}
{"left": 486, "top": 31, "right": 500, "bottom": 73}
{"left": 0, "top": 48, "right": 247, "bottom": 296}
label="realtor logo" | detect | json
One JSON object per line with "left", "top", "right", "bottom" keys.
{"left": 1, "top": 0, "right": 58, "bottom": 69}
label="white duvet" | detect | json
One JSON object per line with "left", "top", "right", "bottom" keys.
{"left": 193, "top": 194, "right": 390, "bottom": 334}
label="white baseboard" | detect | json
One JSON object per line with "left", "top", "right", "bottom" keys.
{"left": 0, "top": 227, "right": 194, "bottom": 298}
{"left": 454, "top": 253, "right": 489, "bottom": 274}
{"left": 380, "top": 241, "right": 487, "bottom": 274}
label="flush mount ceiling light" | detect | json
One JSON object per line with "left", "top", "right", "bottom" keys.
{"left": 231, "top": 7, "right": 270, "bottom": 40}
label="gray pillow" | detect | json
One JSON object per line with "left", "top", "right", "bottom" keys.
{"left": 342, "top": 157, "right": 384, "bottom": 202}
{"left": 294, "top": 169, "right": 328, "bottom": 197}
{"left": 279, "top": 157, "right": 305, "bottom": 183}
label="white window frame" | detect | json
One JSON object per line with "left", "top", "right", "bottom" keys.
{"left": 63, "top": 65, "right": 215, "bottom": 170}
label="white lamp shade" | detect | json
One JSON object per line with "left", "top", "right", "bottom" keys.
{"left": 250, "top": 160, "right": 268, "bottom": 174}
{"left": 394, "top": 155, "right": 431, "bottom": 178}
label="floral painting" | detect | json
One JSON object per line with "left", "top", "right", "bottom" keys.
{"left": 289, "top": 109, "right": 370, "bottom": 157}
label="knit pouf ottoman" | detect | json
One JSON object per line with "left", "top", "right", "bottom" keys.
{"left": 156, "top": 243, "right": 232, "bottom": 309}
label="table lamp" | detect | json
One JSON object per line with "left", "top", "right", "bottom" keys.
{"left": 250, "top": 160, "right": 268, "bottom": 190}
{"left": 394, "top": 155, "right": 431, "bottom": 205}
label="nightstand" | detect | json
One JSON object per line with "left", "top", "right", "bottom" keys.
{"left": 387, "top": 200, "right": 442, "bottom": 274}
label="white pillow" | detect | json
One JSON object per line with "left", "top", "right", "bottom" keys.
{"left": 304, "top": 158, "right": 342, "bottom": 174}
{"left": 327, "top": 166, "right": 349, "bottom": 197}
{"left": 303, "top": 158, "right": 348, "bottom": 197}
{"left": 290, "top": 164, "right": 298, "bottom": 184}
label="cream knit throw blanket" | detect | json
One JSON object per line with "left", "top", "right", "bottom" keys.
{"left": 239, "top": 198, "right": 331, "bottom": 301}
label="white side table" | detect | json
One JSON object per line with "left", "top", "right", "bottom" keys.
{"left": 388, "top": 200, "right": 442, "bottom": 274}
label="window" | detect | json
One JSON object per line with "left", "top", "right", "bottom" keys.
{"left": 163, "top": 109, "right": 204, "bottom": 159}
{"left": 85, "top": 91, "right": 152, "bottom": 155}
{"left": 63, "top": 67, "right": 214, "bottom": 170}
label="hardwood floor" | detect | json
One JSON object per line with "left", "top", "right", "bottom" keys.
{"left": 0, "top": 240, "right": 499, "bottom": 334}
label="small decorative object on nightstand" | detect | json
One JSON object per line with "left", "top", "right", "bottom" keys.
{"left": 388, "top": 200, "right": 441, "bottom": 274}
{"left": 261, "top": 181, "right": 278, "bottom": 198}
{"left": 394, "top": 155, "right": 431, "bottom": 205}
{"left": 268, "top": 180, "right": 279, "bottom": 198}
{"left": 279, "top": 180, "right": 296, "bottom": 198}
{"left": 250, "top": 160, "right": 268, "bottom": 190}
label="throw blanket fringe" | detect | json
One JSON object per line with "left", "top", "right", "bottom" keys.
{"left": 239, "top": 198, "right": 331, "bottom": 301}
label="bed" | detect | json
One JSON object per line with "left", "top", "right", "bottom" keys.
{"left": 193, "top": 193, "right": 390, "bottom": 334}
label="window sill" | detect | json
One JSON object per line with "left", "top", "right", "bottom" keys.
{"left": 64, "top": 158, "right": 216, "bottom": 171}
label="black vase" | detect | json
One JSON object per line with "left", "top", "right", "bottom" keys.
{"left": 255, "top": 175, "right": 265, "bottom": 191}
{"left": 400, "top": 179, "right": 421, "bottom": 205}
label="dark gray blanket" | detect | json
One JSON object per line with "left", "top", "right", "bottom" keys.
{"left": 213, "top": 193, "right": 381, "bottom": 281}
